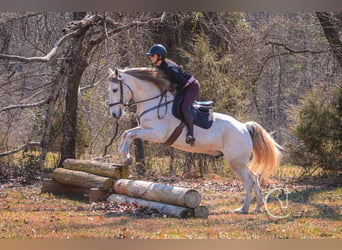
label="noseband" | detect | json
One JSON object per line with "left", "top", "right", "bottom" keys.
{"left": 108, "top": 77, "right": 133, "bottom": 108}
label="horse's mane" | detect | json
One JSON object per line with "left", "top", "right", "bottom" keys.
{"left": 121, "top": 67, "right": 170, "bottom": 91}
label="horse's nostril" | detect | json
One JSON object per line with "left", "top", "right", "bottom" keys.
{"left": 112, "top": 109, "right": 122, "bottom": 119}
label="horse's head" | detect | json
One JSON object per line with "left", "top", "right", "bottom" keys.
{"left": 107, "top": 68, "right": 132, "bottom": 119}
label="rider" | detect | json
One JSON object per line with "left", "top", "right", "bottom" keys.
{"left": 146, "top": 44, "right": 200, "bottom": 145}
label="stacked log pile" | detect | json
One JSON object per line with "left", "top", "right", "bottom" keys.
{"left": 42, "top": 159, "right": 209, "bottom": 218}
{"left": 42, "top": 159, "right": 128, "bottom": 202}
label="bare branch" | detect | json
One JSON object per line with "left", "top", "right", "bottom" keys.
{"left": 80, "top": 74, "right": 108, "bottom": 92}
{"left": 0, "top": 14, "right": 165, "bottom": 64}
{"left": 265, "top": 41, "right": 327, "bottom": 55}
{"left": 62, "top": 14, "right": 97, "bottom": 32}
{"left": 0, "top": 12, "right": 43, "bottom": 25}
{"left": 160, "top": 12, "right": 167, "bottom": 22}
{"left": 0, "top": 99, "right": 49, "bottom": 113}
{"left": 0, "top": 141, "right": 41, "bottom": 157}
{"left": 107, "top": 16, "right": 165, "bottom": 37}
{"left": 0, "top": 29, "right": 79, "bottom": 63}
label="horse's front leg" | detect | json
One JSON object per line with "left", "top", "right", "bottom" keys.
{"left": 118, "top": 128, "right": 136, "bottom": 166}
{"left": 119, "top": 126, "right": 160, "bottom": 165}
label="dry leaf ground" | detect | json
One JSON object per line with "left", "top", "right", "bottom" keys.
{"left": 0, "top": 165, "right": 341, "bottom": 239}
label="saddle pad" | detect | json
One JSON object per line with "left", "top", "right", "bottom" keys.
{"left": 172, "top": 95, "right": 214, "bottom": 129}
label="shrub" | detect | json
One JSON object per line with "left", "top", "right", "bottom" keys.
{"left": 289, "top": 83, "right": 341, "bottom": 176}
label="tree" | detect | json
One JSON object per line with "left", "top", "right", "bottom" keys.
{"left": 0, "top": 12, "right": 165, "bottom": 167}
{"left": 316, "top": 12, "right": 342, "bottom": 68}
{"left": 289, "top": 84, "right": 341, "bottom": 177}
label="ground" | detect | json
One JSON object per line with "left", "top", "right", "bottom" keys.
{"left": 0, "top": 173, "right": 341, "bottom": 239}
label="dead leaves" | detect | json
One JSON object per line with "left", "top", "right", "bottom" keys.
{"left": 90, "top": 201, "right": 161, "bottom": 218}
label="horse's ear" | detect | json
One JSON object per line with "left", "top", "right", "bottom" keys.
{"left": 108, "top": 68, "right": 114, "bottom": 76}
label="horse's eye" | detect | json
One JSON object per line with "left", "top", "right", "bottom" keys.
{"left": 112, "top": 88, "right": 118, "bottom": 93}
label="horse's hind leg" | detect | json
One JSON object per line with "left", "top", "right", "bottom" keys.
{"left": 251, "top": 171, "right": 264, "bottom": 213}
{"left": 228, "top": 159, "right": 255, "bottom": 214}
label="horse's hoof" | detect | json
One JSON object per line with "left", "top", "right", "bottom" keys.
{"left": 128, "top": 174, "right": 139, "bottom": 180}
{"left": 234, "top": 208, "right": 248, "bottom": 214}
{"left": 253, "top": 209, "right": 263, "bottom": 214}
{"left": 123, "top": 157, "right": 132, "bottom": 166}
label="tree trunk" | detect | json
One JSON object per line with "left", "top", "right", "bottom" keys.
{"left": 39, "top": 74, "right": 66, "bottom": 166}
{"left": 63, "top": 158, "right": 129, "bottom": 178}
{"left": 59, "top": 13, "right": 104, "bottom": 166}
{"left": 52, "top": 168, "right": 113, "bottom": 190}
{"left": 130, "top": 112, "right": 145, "bottom": 166}
{"left": 59, "top": 49, "right": 88, "bottom": 164}
{"left": 168, "top": 148, "right": 175, "bottom": 176}
{"left": 316, "top": 12, "right": 342, "bottom": 68}
{"left": 183, "top": 152, "right": 195, "bottom": 177}
{"left": 113, "top": 179, "right": 202, "bottom": 208}
{"left": 0, "top": 27, "right": 10, "bottom": 71}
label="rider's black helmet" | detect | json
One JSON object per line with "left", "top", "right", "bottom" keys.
{"left": 146, "top": 44, "right": 167, "bottom": 59}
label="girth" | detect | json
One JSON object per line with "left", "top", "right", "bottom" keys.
{"left": 163, "top": 122, "right": 186, "bottom": 146}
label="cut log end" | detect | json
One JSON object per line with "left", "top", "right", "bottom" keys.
{"left": 184, "top": 189, "right": 202, "bottom": 208}
{"left": 193, "top": 205, "right": 209, "bottom": 219}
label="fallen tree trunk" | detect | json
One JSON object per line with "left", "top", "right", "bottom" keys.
{"left": 107, "top": 193, "right": 208, "bottom": 218}
{"left": 113, "top": 179, "right": 201, "bottom": 208}
{"left": 52, "top": 168, "right": 113, "bottom": 190}
{"left": 63, "top": 158, "right": 128, "bottom": 178}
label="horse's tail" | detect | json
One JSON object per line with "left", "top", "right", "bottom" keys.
{"left": 245, "top": 121, "right": 282, "bottom": 183}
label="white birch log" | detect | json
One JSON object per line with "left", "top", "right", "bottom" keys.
{"left": 113, "top": 179, "right": 201, "bottom": 208}
{"left": 107, "top": 193, "right": 194, "bottom": 218}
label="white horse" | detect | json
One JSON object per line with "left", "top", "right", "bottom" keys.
{"left": 107, "top": 67, "right": 281, "bottom": 214}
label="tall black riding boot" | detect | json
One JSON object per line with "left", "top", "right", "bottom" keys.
{"left": 183, "top": 107, "right": 195, "bottom": 146}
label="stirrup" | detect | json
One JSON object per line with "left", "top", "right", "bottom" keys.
{"left": 185, "top": 134, "right": 195, "bottom": 146}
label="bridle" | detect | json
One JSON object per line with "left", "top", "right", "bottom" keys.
{"left": 108, "top": 76, "right": 172, "bottom": 119}
{"left": 108, "top": 76, "right": 133, "bottom": 108}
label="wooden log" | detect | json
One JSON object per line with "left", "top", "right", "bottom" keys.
{"left": 63, "top": 158, "right": 129, "bottom": 178}
{"left": 41, "top": 179, "right": 88, "bottom": 194}
{"left": 113, "top": 179, "right": 201, "bottom": 208}
{"left": 88, "top": 188, "right": 109, "bottom": 202}
{"left": 52, "top": 168, "right": 113, "bottom": 190}
{"left": 107, "top": 193, "right": 194, "bottom": 218}
{"left": 193, "top": 205, "right": 209, "bottom": 219}
{"left": 41, "top": 179, "right": 109, "bottom": 202}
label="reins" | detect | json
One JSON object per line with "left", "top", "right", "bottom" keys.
{"left": 108, "top": 77, "right": 171, "bottom": 119}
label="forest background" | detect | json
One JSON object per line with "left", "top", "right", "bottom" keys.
{"left": 0, "top": 12, "right": 341, "bottom": 183}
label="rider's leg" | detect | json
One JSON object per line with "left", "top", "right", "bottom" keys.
{"left": 182, "top": 106, "right": 195, "bottom": 144}
{"left": 181, "top": 80, "right": 200, "bottom": 145}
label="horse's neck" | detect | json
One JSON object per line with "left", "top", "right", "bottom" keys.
{"left": 125, "top": 76, "right": 173, "bottom": 115}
